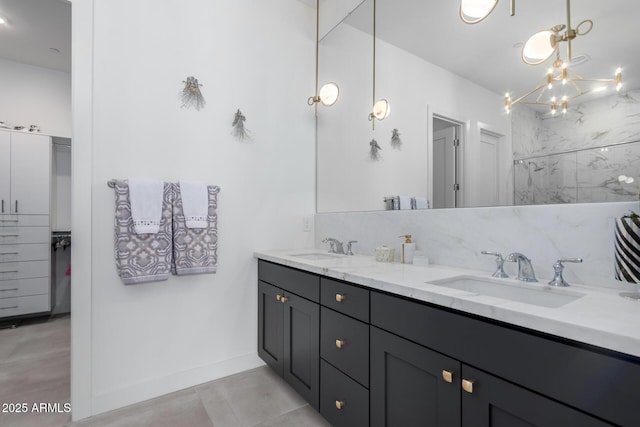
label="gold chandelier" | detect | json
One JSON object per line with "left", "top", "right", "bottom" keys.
{"left": 460, "top": 0, "right": 623, "bottom": 114}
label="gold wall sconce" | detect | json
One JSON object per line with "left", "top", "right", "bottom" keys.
{"left": 368, "top": 0, "right": 390, "bottom": 128}
{"left": 308, "top": 0, "right": 339, "bottom": 114}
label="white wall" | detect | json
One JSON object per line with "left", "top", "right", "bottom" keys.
{"left": 317, "top": 22, "right": 510, "bottom": 212}
{"left": 72, "top": 0, "right": 316, "bottom": 419}
{"left": 0, "top": 58, "right": 71, "bottom": 138}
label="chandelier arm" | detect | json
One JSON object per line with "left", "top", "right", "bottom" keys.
{"left": 511, "top": 83, "right": 547, "bottom": 105}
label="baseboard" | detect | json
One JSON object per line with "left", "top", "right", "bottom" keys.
{"left": 88, "top": 352, "right": 264, "bottom": 417}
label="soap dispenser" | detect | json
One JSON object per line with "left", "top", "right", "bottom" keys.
{"left": 398, "top": 235, "right": 415, "bottom": 264}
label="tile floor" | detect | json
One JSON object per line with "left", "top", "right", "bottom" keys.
{"left": 0, "top": 316, "right": 330, "bottom": 427}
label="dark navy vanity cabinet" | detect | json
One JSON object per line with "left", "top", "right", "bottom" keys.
{"left": 258, "top": 260, "right": 640, "bottom": 426}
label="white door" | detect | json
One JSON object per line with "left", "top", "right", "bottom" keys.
{"left": 474, "top": 131, "right": 499, "bottom": 207}
{"left": 10, "top": 132, "right": 51, "bottom": 215}
{"left": 0, "top": 131, "right": 10, "bottom": 214}
{"left": 433, "top": 127, "right": 456, "bottom": 209}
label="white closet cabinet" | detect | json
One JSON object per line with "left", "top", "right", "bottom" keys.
{"left": 0, "top": 129, "right": 52, "bottom": 318}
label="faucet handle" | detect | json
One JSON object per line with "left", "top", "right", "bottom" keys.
{"left": 346, "top": 241, "right": 358, "bottom": 256}
{"left": 558, "top": 258, "right": 583, "bottom": 264}
{"left": 481, "top": 250, "right": 508, "bottom": 278}
{"left": 322, "top": 238, "right": 336, "bottom": 253}
{"left": 548, "top": 258, "right": 583, "bottom": 287}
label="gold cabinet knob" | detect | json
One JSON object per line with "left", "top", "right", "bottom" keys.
{"left": 335, "top": 339, "right": 345, "bottom": 349}
{"left": 276, "top": 294, "right": 282, "bottom": 302}
{"left": 335, "top": 400, "right": 345, "bottom": 410}
{"left": 335, "top": 293, "right": 346, "bottom": 302}
{"left": 442, "top": 370, "right": 454, "bottom": 383}
{"left": 280, "top": 295, "right": 288, "bottom": 303}
{"left": 462, "top": 379, "right": 475, "bottom": 394}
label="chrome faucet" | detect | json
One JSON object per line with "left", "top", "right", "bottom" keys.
{"left": 548, "top": 258, "right": 583, "bottom": 287}
{"left": 322, "top": 238, "right": 345, "bottom": 254}
{"left": 506, "top": 252, "right": 538, "bottom": 282}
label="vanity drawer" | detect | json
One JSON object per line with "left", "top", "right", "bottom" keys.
{"left": 0, "top": 215, "right": 49, "bottom": 227}
{"left": 321, "top": 306, "right": 369, "bottom": 387}
{"left": 258, "top": 260, "right": 319, "bottom": 302}
{"left": 321, "top": 277, "right": 369, "bottom": 322}
{"left": 0, "top": 261, "right": 49, "bottom": 281}
{"left": 0, "top": 227, "right": 50, "bottom": 244}
{"left": 0, "top": 244, "right": 50, "bottom": 262}
{"left": 0, "top": 294, "right": 50, "bottom": 318}
{"left": 0, "top": 277, "right": 49, "bottom": 299}
{"left": 320, "top": 359, "right": 369, "bottom": 427}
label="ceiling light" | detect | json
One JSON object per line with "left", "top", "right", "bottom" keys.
{"left": 460, "top": 0, "right": 514, "bottom": 24}
{"left": 0, "top": 16, "right": 7, "bottom": 25}
{"left": 370, "top": 99, "right": 391, "bottom": 121}
{"left": 307, "top": 0, "right": 339, "bottom": 113}
{"left": 502, "top": 0, "right": 622, "bottom": 114}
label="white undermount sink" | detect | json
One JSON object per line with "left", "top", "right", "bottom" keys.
{"left": 429, "top": 276, "right": 586, "bottom": 308}
{"left": 290, "top": 252, "right": 342, "bottom": 260}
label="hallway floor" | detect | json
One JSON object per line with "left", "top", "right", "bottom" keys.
{"left": 0, "top": 316, "right": 329, "bottom": 427}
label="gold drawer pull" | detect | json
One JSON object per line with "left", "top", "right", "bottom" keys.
{"left": 276, "top": 294, "right": 282, "bottom": 302}
{"left": 335, "top": 339, "right": 345, "bottom": 349}
{"left": 462, "top": 379, "right": 475, "bottom": 394}
{"left": 280, "top": 295, "right": 288, "bottom": 303}
{"left": 335, "top": 293, "right": 346, "bottom": 302}
{"left": 335, "top": 400, "right": 345, "bottom": 410}
{"left": 442, "top": 370, "right": 454, "bottom": 383}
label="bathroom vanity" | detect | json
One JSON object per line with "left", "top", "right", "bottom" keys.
{"left": 256, "top": 250, "right": 640, "bottom": 427}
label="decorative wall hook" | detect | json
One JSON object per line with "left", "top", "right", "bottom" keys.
{"left": 232, "top": 109, "right": 252, "bottom": 141}
{"left": 180, "top": 76, "right": 206, "bottom": 111}
{"left": 390, "top": 128, "right": 402, "bottom": 150}
{"left": 369, "top": 138, "right": 382, "bottom": 161}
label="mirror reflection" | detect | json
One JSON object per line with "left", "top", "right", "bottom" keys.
{"left": 316, "top": 0, "right": 640, "bottom": 213}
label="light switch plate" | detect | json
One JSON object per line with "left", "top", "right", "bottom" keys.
{"left": 302, "top": 216, "right": 312, "bottom": 232}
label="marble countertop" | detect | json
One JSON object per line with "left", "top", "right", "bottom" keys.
{"left": 255, "top": 248, "right": 640, "bottom": 359}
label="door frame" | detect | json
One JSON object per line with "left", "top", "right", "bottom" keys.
{"left": 430, "top": 112, "right": 466, "bottom": 208}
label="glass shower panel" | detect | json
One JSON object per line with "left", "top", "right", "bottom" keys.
{"left": 514, "top": 153, "right": 578, "bottom": 205}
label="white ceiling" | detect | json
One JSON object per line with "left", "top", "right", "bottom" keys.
{"left": 0, "top": 0, "right": 71, "bottom": 73}
{"left": 341, "top": 0, "right": 640, "bottom": 101}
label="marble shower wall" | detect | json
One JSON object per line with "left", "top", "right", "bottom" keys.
{"left": 315, "top": 201, "right": 639, "bottom": 290}
{"left": 512, "top": 89, "right": 640, "bottom": 205}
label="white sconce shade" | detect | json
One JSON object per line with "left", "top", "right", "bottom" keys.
{"left": 371, "top": 99, "right": 390, "bottom": 121}
{"left": 522, "top": 30, "right": 558, "bottom": 65}
{"left": 319, "top": 82, "right": 339, "bottom": 106}
{"left": 460, "top": 0, "right": 499, "bottom": 24}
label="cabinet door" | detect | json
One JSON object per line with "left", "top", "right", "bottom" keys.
{"left": 10, "top": 133, "right": 51, "bottom": 215}
{"left": 461, "top": 365, "right": 614, "bottom": 427}
{"left": 283, "top": 291, "right": 320, "bottom": 410}
{"left": 371, "top": 326, "right": 461, "bottom": 427}
{"left": 0, "top": 132, "right": 10, "bottom": 214}
{"left": 258, "top": 280, "right": 284, "bottom": 376}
